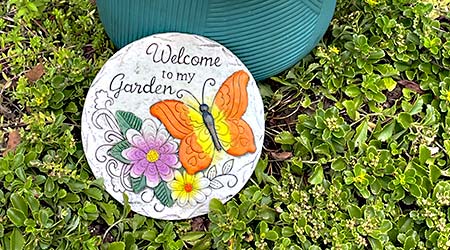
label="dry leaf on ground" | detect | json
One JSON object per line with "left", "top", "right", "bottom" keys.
{"left": 270, "top": 151, "right": 293, "bottom": 160}
{"left": 25, "top": 63, "right": 45, "bottom": 82}
{"left": 3, "top": 130, "right": 21, "bottom": 156}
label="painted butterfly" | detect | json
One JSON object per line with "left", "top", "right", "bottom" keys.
{"left": 150, "top": 70, "right": 256, "bottom": 175}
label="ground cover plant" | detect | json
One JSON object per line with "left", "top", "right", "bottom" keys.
{"left": 1, "top": 0, "right": 450, "bottom": 249}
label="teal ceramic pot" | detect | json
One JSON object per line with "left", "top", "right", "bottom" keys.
{"left": 96, "top": 0, "right": 336, "bottom": 80}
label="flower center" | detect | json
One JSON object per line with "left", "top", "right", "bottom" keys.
{"left": 146, "top": 150, "right": 159, "bottom": 163}
{"left": 184, "top": 183, "right": 193, "bottom": 193}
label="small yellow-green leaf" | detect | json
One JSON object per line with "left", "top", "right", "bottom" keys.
{"left": 383, "top": 77, "right": 397, "bottom": 91}
{"left": 109, "top": 242, "right": 125, "bottom": 250}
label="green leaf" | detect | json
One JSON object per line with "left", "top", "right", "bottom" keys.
{"left": 308, "top": 165, "right": 324, "bottom": 185}
{"left": 275, "top": 131, "right": 296, "bottom": 145}
{"left": 404, "top": 236, "right": 417, "bottom": 250}
{"left": 419, "top": 145, "right": 431, "bottom": 165}
{"left": 331, "top": 158, "right": 346, "bottom": 171}
{"left": 108, "top": 140, "right": 131, "bottom": 164}
{"left": 10, "top": 193, "right": 28, "bottom": 217}
{"left": 65, "top": 102, "right": 78, "bottom": 113}
{"left": 409, "top": 184, "right": 422, "bottom": 198}
{"left": 180, "top": 232, "right": 205, "bottom": 242}
{"left": 10, "top": 228, "right": 25, "bottom": 250}
{"left": 154, "top": 181, "right": 174, "bottom": 207}
{"left": 354, "top": 119, "right": 369, "bottom": 148}
{"left": 383, "top": 77, "right": 397, "bottom": 91}
{"left": 191, "top": 236, "right": 212, "bottom": 250}
{"left": 255, "top": 156, "right": 268, "bottom": 184}
{"left": 429, "top": 165, "right": 441, "bottom": 183}
{"left": 44, "top": 178, "right": 57, "bottom": 198}
{"left": 116, "top": 111, "right": 143, "bottom": 136}
{"left": 376, "top": 121, "right": 395, "bottom": 142}
{"left": 265, "top": 231, "right": 279, "bottom": 241}
{"left": 397, "top": 112, "right": 413, "bottom": 128}
{"left": 343, "top": 99, "right": 359, "bottom": 120}
{"left": 7, "top": 208, "right": 26, "bottom": 226}
{"left": 109, "top": 242, "right": 125, "bottom": 250}
{"left": 347, "top": 204, "right": 362, "bottom": 218}
{"left": 209, "top": 199, "right": 225, "bottom": 214}
{"left": 84, "top": 188, "right": 103, "bottom": 200}
{"left": 130, "top": 176, "right": 147, "bottom": 193}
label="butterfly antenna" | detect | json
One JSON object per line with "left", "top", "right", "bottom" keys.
{"left": 202, "top": 78, "right": 216, "bottom": 104}
{"left": 176, "top": 89, "right": 201, "bottom": 106}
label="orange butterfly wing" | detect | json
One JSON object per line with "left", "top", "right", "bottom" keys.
{"left": 213, "top": 70, "right": 256, "bottom": 156}
{"left": 150, "top": 100, "right": 213, "bottom": 175}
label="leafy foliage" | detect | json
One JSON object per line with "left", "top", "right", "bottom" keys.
{"left": 1, "top": 0, "right": 450, "bottom": 249}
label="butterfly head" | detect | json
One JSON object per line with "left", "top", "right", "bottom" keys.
{"left": 199, "top": 104, "right": 210, "bottom": 112}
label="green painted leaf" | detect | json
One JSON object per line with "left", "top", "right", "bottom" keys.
{"left": 131, "top": 176, "right": 147, "bottom": 193}
{"left": 354, "top": 119, "right": 368, "bottom": 148}
{"left": 308, "top": 165, "right": 324, "bottom": 185}
{"left": 7, "top": 208, "right": 26, "bottom": 226}
{"left": 108, "top": 140, "right": 131, "bottom": 164}
{"left": 116, "top": 111, "right": 143, "bottom": 136}
{"left": 154, "top": 181, "right": 174, "bottom": 207}
{"left": 10, "top": 228, "right": 25, "bottom": 250}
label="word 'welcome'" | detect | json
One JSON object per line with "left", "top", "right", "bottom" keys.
{"left": 146, "top": 43, "right": 222, "bottom": 67}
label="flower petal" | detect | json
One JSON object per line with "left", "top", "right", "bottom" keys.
{"left": 159, "top": 141, "right": 178, "bottom": 154}
{"left": 157, "top": 161, "right": 174, "bottom": 182}
{"left": 197, "top": 178, "right": 210, "bottom": 189}
{"left": 141, "top": 119, "right": 159, "bottom": 142}
{"left": 188, "top": 193, "right": 198, "bottom": 206}
{"left": 144, "top": 162, "right": 160, "bottom": 187}
{"left": 126, "top": 129, "right": 147, "bottom": 149}
{"left": 177, "top": 193, "right": 189, "bottom": 207}
{"left": 122, "top": 147, "right": 146, "bottom": 161}
{"left": 130, "top": 159, "right": 149, "bottom": 176}
{"left": 193, "top": 190, "right": 207, "bottom": 203}
{"left": 159, "top": 153, "right": 178, "bottom": 167}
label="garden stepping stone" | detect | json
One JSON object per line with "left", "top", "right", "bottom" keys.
{"left": 81, "top": 33, "right": 265, "bottom": 220}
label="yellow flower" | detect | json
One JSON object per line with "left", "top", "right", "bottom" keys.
{"left": 329, "top": 46, "right": 340, "bottom": 54}
{"left": 169, "top": 170, "right": 211, "bottom": 206}
{"left": 366, "top": 0, "right": 378, "bottom": 6}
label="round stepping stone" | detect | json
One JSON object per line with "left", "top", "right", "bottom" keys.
{"left": 81, "top": 33, "right": 265, "bottom": 220}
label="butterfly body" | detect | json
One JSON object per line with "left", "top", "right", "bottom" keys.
{"left": 199, "top": 104, "right": 223, "bottom": 151}
{"left": 150, "top": 70, "right": 256, "bottom": 175}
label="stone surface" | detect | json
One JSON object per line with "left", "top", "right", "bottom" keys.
{"left": 81, "top": 33, "right": 264, "bottom": 220}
